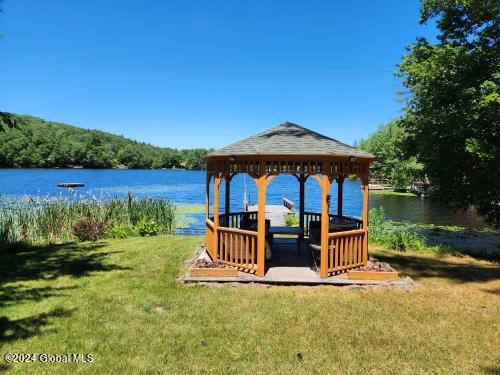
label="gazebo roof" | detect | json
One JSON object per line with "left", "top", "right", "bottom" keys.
{"left": 206, "top": 122, "right": 374, "bottom": 159}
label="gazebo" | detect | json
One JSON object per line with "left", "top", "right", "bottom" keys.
{"left": 204, "top": 122, "right": 374, "bottom": 279}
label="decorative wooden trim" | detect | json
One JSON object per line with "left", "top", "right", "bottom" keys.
{"left": 218, "top": 226, "right": 258, "bottom": 237}
{"left": 348, "top": 271, "right": 398, "bottom": 281}
{"left": 190, "top": 268, "right": 239, "bottom": 277}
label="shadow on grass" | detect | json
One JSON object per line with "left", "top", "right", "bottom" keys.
{"left": 0, "top": 241, "right": 131, "bottom": 349}
{"left": 481, "top": 366, "right": 500, "bottom": 375}
{"left": 0, "top": 285, "right": 77, "bottom": 309}
{"left": 375, "top": 252, "right": 500, "bottom": 284}
{"left": 0, "top": 308, "right": 73, "bottom": 346}
{"left": 0, "top": 241, "right": 130, "bottom": 285}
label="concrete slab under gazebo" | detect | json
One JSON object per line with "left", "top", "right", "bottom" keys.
{"left": 203, "top": 122, "right": 375, "bottom": 279}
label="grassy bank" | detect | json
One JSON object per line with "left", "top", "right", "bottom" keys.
{"left": 1, "top": 236, "right": 499, "bottom": 374}
{"left": 370, "top": 189, "right": 416, "bottom": 197}
{"left": 368, "top": 208, "right": 499, "bottom": 259}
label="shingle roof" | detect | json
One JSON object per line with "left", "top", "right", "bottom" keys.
{"left": 206, "top": 122, "right": 374, "bottom": 159}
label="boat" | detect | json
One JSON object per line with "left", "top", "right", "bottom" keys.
{"left": 57, "top": 183, "right": 85, "bottom": 188}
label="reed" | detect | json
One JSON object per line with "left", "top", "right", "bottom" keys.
{"left": 0, "top": 191, "right": 176, "bottom": 247}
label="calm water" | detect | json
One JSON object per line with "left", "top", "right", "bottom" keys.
{"left": 0, "top": 169, "right": 486, "bottom": 229}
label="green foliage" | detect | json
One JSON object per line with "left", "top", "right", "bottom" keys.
{"left": 73, "top": 220, "right": 110, "bottom": 242}
{"left": 136, "top": 219, "right": 160, "bottom": 237}
{"left": 369, "top": 207, "right": 428, "bottom": 252}
{"left": 0, "top": 193, "right": 176, "bottom": 246}
{"left": 384, "top": 229, "right": 425, "bottom": 252}
{"left": 358, "top": 121, "right": 423, "bottom": 190}
{"left": 0, "top": 112, "right": 213, "bottom": 169}
{"left": 106, "top": 224, "right": 135, "bottom": 239}
{"left": 397, "top": 0, "right": 500, "bottom": 224}
{"left": 284, "top": 214, "right": 299, "bottom": 227}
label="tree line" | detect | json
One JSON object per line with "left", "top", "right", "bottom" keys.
{"left": 359, "top": 0, "right": 498, "bottom": 225}
{"left": 0, "top": 112, "right": 213, "bottom": 170}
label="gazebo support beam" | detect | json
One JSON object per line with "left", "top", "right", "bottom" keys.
{"left": 205, "top": 171, "right": 211, "bottom": 219}
{"left": 320, "top": 175, "right": 332, "bottom": 278}
{"left": 213, "top": 175, "right": 222, "bottom": 260}
{"left": 361, "top": 175, "right": 369, "bottom": 265}
{"left": 224, "top": 174, "right": 230, "bottom": 227}
{"left": 336, "top": 175, "right": 345, "bottom": 217}
{"left": 311, "top": 174, "right": 332, "bottom": 278}
{"left": 299, "top": 174, "right": 305, "bottom": 244}
{"left": 256, "top": 175, "right": 267, "bottom": 277}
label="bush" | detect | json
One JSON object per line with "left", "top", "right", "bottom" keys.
{"left": 106, "top": 224, "right": 135, "bottom": 239}
{"left": 136, "top": 219, "right": 160, "bottom": 237}
{"left": 73, "top": 220, "right": 109, "bottom": 242}
{"left": 369, "top": 207, "right": 427, "bottom": 252}
{"left": 385, "top": 228, "right": 425, "bottom": 252}
{"left": 284, "top": 214, "right": 299, "bottom": 227}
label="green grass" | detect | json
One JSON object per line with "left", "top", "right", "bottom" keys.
{"left": 1, "top": 236, "right": 499, "bottom": 374}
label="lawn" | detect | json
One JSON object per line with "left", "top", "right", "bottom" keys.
{"left": 1, "top": 236, "right": 499, "bottom": 374}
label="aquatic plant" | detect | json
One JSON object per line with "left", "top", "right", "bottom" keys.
{"left": 0, "top": 191, "right": 176, "bottom": 247}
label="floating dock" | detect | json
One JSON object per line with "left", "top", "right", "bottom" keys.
{"left": 57, "top": 183, "right": 85, "bottom": 188}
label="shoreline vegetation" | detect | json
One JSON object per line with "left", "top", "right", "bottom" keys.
{"left": 1, "top": 192, "right": 497, "bottom": 260}
{"left": 0, "top": 191, "right": 177, "bottom": 247}
{"left": 0, "top": 112, "right": 211, "bottom": 170}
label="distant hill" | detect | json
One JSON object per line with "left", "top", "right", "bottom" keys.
{"left": 0, "top": 112, "right": 212, "bottom": 169}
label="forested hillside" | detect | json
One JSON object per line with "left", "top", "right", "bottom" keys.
{"left": 0, "top": 112, "right": 212, "bottom": 169}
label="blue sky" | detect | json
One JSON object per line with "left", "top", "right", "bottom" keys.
{"left": 0, "top": 1, "right": 437, "bottom": 149}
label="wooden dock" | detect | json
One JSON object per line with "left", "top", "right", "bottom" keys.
{"left": 247, "top": 204, "right": 293, "bottom": 226}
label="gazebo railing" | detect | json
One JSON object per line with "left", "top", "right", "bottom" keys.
{"left": 303, "top": 212, "right": 363, "bottom": 236}
{"left": 327, "top": 229, "right": 366, "bottom": 273}
{"left": 217, "top": 226, "right": 258, "bottom": 271}
{"left": 206, "top": 211, "right": 366, "bottom": 276}
{"left": 205, "top": 217, "right": 258, "bottom": 272}
{"left": 217, "top": 211, "right": 258, "bottom": 228}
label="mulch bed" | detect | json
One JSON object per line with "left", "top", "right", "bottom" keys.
{"left": 357, "top": 261, "right": 396, "bottom": 272}
{"left": 192, "top": 259, "right": 235, "bottom": 270}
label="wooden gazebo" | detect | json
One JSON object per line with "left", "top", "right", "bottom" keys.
{"left": 204, "top": 122, "right": 374, "bottom": 278}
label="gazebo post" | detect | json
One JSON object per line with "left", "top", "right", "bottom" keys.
{"left": 299, "top": 173, "right": 305, "bottom": 242}
{"left": 320, "top": 174, "right": 332, "bottom": 278}
{"left": 336, "top": 175, "right": 345, "bottom": 217}
{"left": 205, "top": 171, "right": 211, "bottom": 219}
{"left": 256, "top": 171, "right": 267, "bottom": 277}
{"left": 225, "top": 174, "right": 230, "bottom": 227}
{"left": 213, "top": 175, "right": 222, "bottom": 260}
{"left": 361, "top": 175, "right": 369, "bottom": 265}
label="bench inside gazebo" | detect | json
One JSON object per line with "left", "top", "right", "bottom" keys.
{"left": 203, "top": 122, "right": 374, "bottom": 280}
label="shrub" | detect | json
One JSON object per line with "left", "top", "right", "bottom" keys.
{"left": 284, "top": 214, "right": 299, "bottom": 227}
{"left": 368, "top": 207, "right": 388, "bottom": 242}
{"left": 385, "top": 228, "right": 425, "bottom": 252}
{"left": 73, "top": 220, "right": 109, "bottom": 242}
{"left": 369, "top": 206, "right": 427, "bottom": 252}
{"left": 136, "top": 219, "right": 159, "bottom": 237}
{"left": 106, "top": 224, "right": 135, "bottom": 239}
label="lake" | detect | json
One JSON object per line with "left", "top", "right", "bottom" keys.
{"left": 0, "top": 169, "right": 486, "bottom": 230}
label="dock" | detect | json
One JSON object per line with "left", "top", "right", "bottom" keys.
{"left": 57, "top": 183, "right": 85, "bottom": 188}
{"left": 247, "top": 204, "right": 293, "bottom": 226}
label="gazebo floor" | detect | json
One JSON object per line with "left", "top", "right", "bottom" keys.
{"left": 185, "top": 239, "right": 413, "bottom": 287}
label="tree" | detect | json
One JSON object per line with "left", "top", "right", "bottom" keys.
{"left": 397, "top": 0, "right": 499, "bottom": 224}
{"left": 358, "top": 120, "right": 423, "bottom": 190}
{"left": 0, "top": 112, "right": 211, "bottom": 170}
